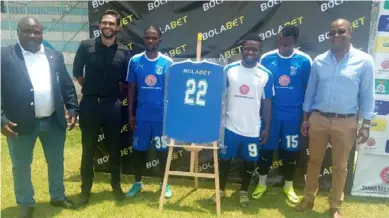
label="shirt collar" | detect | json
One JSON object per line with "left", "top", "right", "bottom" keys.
{"left": 18, "top": 42, "right": 44, "bottom": 55}
{"left": 329, "top": 44, "right": 354, "bottom": 59}
{"left": 96, "top": 35, "right": 118, "bottom": 48}
{"left": 277, "top": 49, "right": 296, "bottom": 59}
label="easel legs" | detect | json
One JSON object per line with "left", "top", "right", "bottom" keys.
{"left": 159, "top": 145, "right": 174, "bottom": 212}
{"left": 213, "top": 146, "right": 221, "bottom": 217}
{"left": 159, "top": 142, "right": 221, "bottom": 217}
{"left": 194, "top": 151, "right": 199, "bottom": 189}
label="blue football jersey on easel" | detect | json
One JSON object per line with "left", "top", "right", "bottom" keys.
{"left": 164, "top": 59, "right": 225, "bottom": 143}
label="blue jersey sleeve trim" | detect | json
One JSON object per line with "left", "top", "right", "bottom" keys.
{"left": 259, "top": 49, "right": 277, "bottom": 64}
{"left": 159, "top": 53, "right": 174, "bottom": 65}
{"left": 127, "top": 57, "right": 136, "bottom": 83}
{"left": 295, "top": 50, "right": 313, "bottom": 65}
{"left": 223, "top": 61, "right": 241, "bottom": 75}
{"left": 263, "top": 72, "right": 275, "bottom": 99}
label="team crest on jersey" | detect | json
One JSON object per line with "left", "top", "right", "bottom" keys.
{"left": 145, "top": 75, "right": 157, "bottom": 86}
{"left": 290, "top": 66, "right": 297, "bottom": 76}
{"left": 279, "top": 75, "right": 290, "bottom": 86}
{"left": 239, "top": 84, "right": 250, "bottom": 95}
{"left": 156, "top": 65, "right": 164, "bottom": 75}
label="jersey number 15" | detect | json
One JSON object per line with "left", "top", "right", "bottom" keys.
{"left": 184, "top": 78, "right": 208, "bottom": 106}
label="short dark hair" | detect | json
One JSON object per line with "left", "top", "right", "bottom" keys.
{"left": 144, "top": 25, "right": 162, "bottom": 38}
{"left": 280, "top": 25, "right": 300, "bottom": 40}
{"left": 243, "top": 33, "right": 263, "bottom": 44}
{"left": 99, "top": 9, "right": 121, "bottom": 26}
{"left": 241, "top": 33, "right": 263, "bottom": 51}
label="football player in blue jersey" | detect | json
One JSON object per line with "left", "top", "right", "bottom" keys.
{"left": 126, "top": 25, "right": 174, "bottom": 198}
{"left": 210, "top": 34, "right": 274, "bottom": 208}
{"left": 252, "top": 26, "right": 312, "bottom": 204}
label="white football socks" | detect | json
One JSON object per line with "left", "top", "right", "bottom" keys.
{"left": 258, "top": 175, "right": 267, "bottom": 186}
{"left": 284, "top": 180, "right": 293, "bottom": 189}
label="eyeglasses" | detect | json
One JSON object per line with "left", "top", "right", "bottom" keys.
{"left": 100, "top": 21, "right": 117, "bottom": 27}
{"left": 329, "top": 28, "right": 350, "bottom": 36}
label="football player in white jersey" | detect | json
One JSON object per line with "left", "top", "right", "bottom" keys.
{"left": 210, "top": 34, "right": 274, "bottom": 208}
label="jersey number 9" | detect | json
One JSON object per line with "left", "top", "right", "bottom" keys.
{"left": 184, "top": 78, "right": 208, "bottom": 106}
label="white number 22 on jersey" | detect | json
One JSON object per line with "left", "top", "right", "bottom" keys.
{"left": 184, "top": 79, "right": 208, "bottom": 106}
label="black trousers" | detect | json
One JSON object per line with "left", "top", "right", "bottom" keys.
{"left": 79, "top": 96, "right": 122, "bottom": 193}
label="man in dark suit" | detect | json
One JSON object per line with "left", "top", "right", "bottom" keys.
{"left": 1, "top": 17, "right": 79, "bottom": 218}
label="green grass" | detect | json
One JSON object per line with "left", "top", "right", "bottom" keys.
{"left": 2, "top": 129, "right": 389, "bottom": 218}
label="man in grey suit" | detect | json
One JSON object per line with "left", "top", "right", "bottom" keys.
{"left": 1, "top": 17, "right": 79, "bottom": 218}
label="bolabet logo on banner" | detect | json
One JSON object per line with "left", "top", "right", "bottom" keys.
{"left": 203, "top": 0, "right": 225, "bottom": 12}
{"left": 121, "top": 98, "right": 128, "bottom": 107}
{"left": 259, "top": 16, "right": 303, "bottom": 41}
{"left": 380, "top": 167, "right": 389, "bottom": 184}
{"left": 260, "top": 0, "right": 282, "bottom": 12}
{"left": 91, "top": 0, "right": 110, "bottom": 9}
{"left": 160, "top": 15, "right": 188, "bottom": 34}
{"left": 148, "top": 0, "right": 168, "bottom": 11}
{"left": 88, "top": 1, "right": 372, "bottom": 186}
{"left": 202, "top": 16, "right": 244, "bottom": 41}
{"left": 219, "top": 45, "right": 242, "bottom": 60}
{"left": 318, "top": 16, "right": 366, "bottom": 43}
{"left": 164, "top": 44, "right": 187, "bottom": 58}
{"left": 320, "top": 0, "right": 348, "bottom": 12}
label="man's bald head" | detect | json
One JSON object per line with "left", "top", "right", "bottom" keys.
{"left": 331, "top": 18, "right": 352, "bottom": 31}
{"left": 17, "top": 16, "right": 42, "bottom": 30}
{"left": 17, "top": 16, "right": 43, "bottom": 53}
{"left": 329, "top": 18, "right": 352, "bottom": 53}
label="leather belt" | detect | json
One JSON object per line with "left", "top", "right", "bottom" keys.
{"left": 313, "top": 109, "right": 356, "bottom": 119}
{"left": 36, "top": 116, "right": 50, "bottom": 120}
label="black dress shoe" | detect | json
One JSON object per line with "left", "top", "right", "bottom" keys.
{"left": 79, "top": 192, "right": 90, "bottom": 206}
{"left": 19, "top": 206, "right": 34, "bottom": 218}
{"left": 50, "top": 198, "right": 77, "bottom": 209}
{"left": 113, "top": 187, "right": 125, "bottom": 201}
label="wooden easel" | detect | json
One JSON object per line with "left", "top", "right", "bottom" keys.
{"left": 158, "top": 33, "right": 221, "bottom": 217}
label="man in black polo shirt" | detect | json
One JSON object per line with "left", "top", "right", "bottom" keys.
{"left": 73, "top": 9, "right": 129, "bottom": 204}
